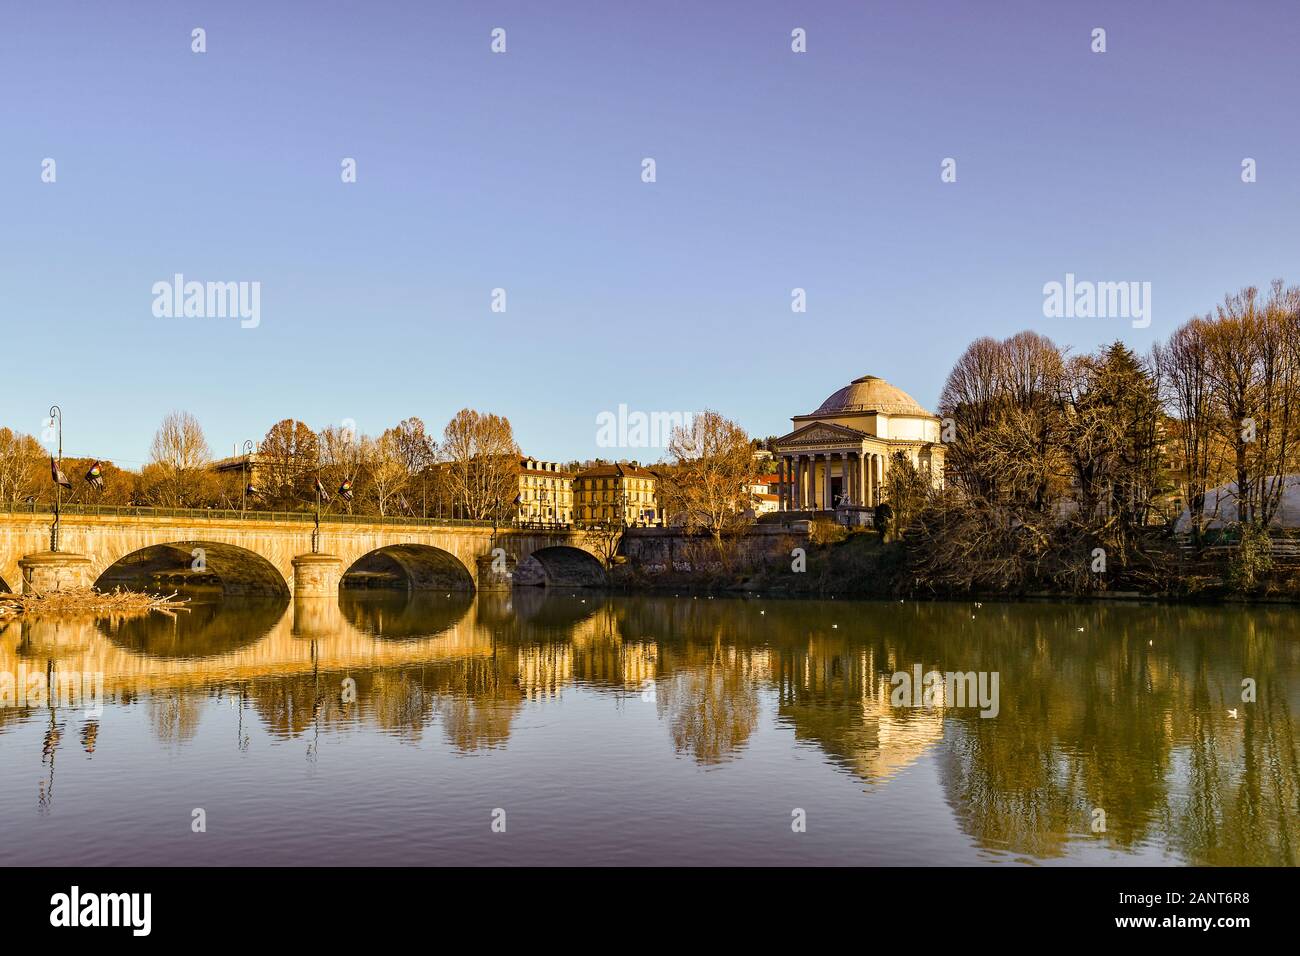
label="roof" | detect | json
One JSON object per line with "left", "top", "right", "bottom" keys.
{"left": 811, "top": 374, "right": 934, "bottom": 418}
{"left": 1175, "top": 475, "right": 1300, "bottom": 533}
{"left": 575, "top": 463, "right": 658, "bottom": 480}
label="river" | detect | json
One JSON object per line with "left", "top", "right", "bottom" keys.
{"left": 1, "top": 592, "right": 1296, "bottom": 865}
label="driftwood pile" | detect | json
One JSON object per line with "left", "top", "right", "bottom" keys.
{"left": 0, "top": 586, "right": 190, "bottom": 619}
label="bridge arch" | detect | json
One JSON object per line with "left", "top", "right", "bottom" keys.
{"left": 513, "top": 546, "right": 608, "bottom": 588}
{"left": 341, "top": 544, "right": 474, "bottom": 592}
{"left": 95, "top": 541, "right": 291, "bottom": 599}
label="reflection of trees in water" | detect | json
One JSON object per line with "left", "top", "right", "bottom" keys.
{"left": 148, "top": 691, "right": 205, "bottom": 744}
{"left": 609, "top": 599, "right": 769, "bottom": 763}
{"left": 239, "top": 656, "right": 525, "bottom": 750}
{"left": 1166, "top": 658, "right": 1299, "bottom": 865}
{"left": 929, "top": 603, "right": 1300, "bottom": 865}
{"left": 101, "top": 598, "right": 286, "bottom": 659}
{"left": 655, "top": 649, "right": 761, "bottom": 764}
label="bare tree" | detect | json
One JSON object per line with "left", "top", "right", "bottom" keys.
{"left": 148, "top": 411, "right": 211, "bottom": 506}
{"left": 392, "top": 417, "right": 436, "bottom": 516}
{"left": 316, "top": 424, "right": 357, "bottom": 512}
{"left": 439, "top": 409, "right": 520, "bottom": 521}
{"left": 1155, "top": 318, "right": 1214, "bottom": 544}
{"left": 362, "top": 430, "right": 408, "bottom": 517}
{"left": 260, "top": 418, "right": 319, "bottom": 509}
{"left": 0, "top": 427, "right": 44, "bottom": 506}
{"left": 665, "top": 409, "right": 756, "bottom": 542}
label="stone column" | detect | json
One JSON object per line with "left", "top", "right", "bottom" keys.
{"left": 292, "top": 553, "right": 343, "bottom": 598}
{"left": 839, "top": 452, "right": 849, "bottom": 506}
{"left": 19, "top": 551, "right": 92, "bottom": 594}
{"left": 809, "top": 454, "right": 820, "bottom": 510}
{"left": 824, "top": 454, "right": 833, "bottom": 510}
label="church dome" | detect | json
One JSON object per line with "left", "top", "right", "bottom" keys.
{"left": 814, "top": 375, "right": 934, "bottom": 417}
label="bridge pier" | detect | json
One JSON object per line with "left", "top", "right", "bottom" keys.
{"left": 18, "top": 551, "right": 92, "bottom": 594}
{"left": 292, "top": 553, "right": 343, "bottom": 598}
{"left": 475, "top": 552, "right": 516, "bottom": 590}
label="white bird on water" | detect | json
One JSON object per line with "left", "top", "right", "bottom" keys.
{"left": 1228, "top": 709, "right": 1239, "bottom": 719}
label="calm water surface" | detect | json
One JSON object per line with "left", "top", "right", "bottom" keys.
{"left": 1, "top": 592, "right": 1297, "bottom": 866}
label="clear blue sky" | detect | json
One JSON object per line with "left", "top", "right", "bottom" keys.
{"left": 3, "top": 0, "right": 1298, "bottom": 466}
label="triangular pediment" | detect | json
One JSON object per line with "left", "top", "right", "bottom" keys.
{"left": 773, "top": 420, "right": 869, "bottom": 448}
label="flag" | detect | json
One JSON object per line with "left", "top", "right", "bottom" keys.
{"left": 315, "top": 477, "right": 331, "bottom": 502}
{"left": 85, "top": 461, "right": 105, "bottom": 491}
{"left": 50, "top": 457, "right": 71, "bottom": 489}
{"left": 338, "top": 478, "right": 354, "bottom": 501}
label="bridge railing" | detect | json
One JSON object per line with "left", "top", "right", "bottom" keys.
{"left": 0, "top": 500, "right": 498, "bottom": 529}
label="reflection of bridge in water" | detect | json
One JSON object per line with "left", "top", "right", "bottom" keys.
{"left": 3, "top": 596, "right": 1296, "bottom": 864}
{"left": 0, "top": 596, "right": 492, "bottom": 695}
{"left": 0, "top": 592, "right": 950, "bottom": 783}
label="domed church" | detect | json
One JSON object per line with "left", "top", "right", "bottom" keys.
{"left": 770, "top": 375, "right": 945, "bottom": 514}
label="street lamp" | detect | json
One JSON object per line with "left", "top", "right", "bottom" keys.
{"left": 312, "top": 452, "right": 324, "bottom": 554}
{"left": 240, "top": 440, "right": 255, "bottom": 516}
{"left": 48, "top": 405, "right": 64, "bottom": 552}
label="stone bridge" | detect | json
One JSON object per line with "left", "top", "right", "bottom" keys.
{"left": 0, "top": 506, "right": 609, "bottom": 598}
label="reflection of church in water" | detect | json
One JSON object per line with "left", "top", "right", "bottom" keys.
{"left": 771, "top": 374, "right": 945, "bottom": 515}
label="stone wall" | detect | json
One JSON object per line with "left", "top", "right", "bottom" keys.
{"left": 619, "top": 523, "right": 811, "bottom": 577}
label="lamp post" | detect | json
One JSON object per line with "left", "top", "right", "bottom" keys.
{"left": 312, "top": 453, "right": 322, "bottom": 555}
{"left": 240, "top": 440, "right": 254, "bottom": 516}
{"left": 48, "top": 405, "right": 63, "bottom": 552}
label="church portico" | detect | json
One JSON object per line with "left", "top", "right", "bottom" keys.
{"left": 771, "top": 375, "right": 945, "bottom": 517}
